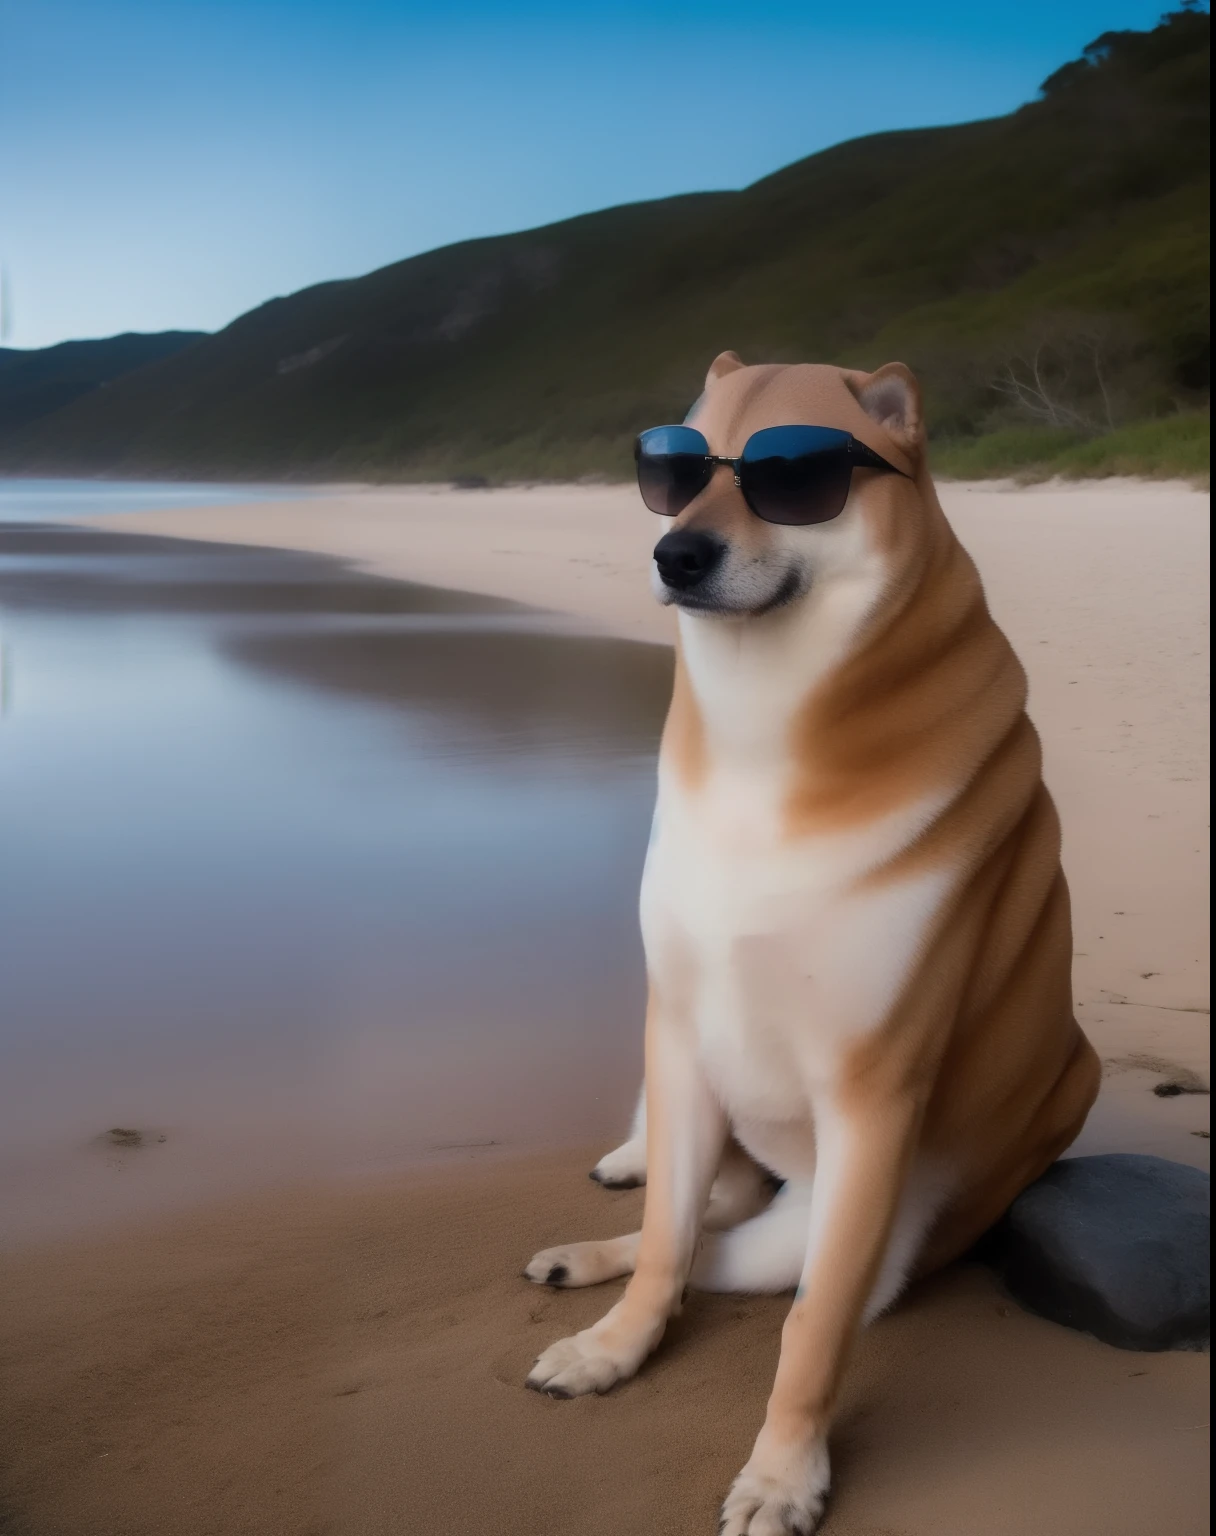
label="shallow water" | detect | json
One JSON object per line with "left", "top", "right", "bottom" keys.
{"left": 0, "top": 522, "right": 671, "bottom": 1243}
{"left": 0, "top": 476, "right": 314, "bottom": 523}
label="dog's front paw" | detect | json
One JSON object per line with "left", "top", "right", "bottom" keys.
{"left": 524, "top": 1234, "right": 637, "bottom": 1289}
{"left": 524, "top": 1244, "right": 585, "bottom": 1287}
{"left": 525, "top": 1328, "right": 645, "bottom": 1398}
{"left": 719, "top": 1436, "right": 830, "bottom": 1536}
{"left": 589, "top": 1137, "right": 647, "bottom": 1189}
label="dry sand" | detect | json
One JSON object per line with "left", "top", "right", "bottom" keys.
{"left": 0, "top": 477, "right": 1206, "bottom": 1535}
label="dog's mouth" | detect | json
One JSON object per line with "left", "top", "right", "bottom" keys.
{"left": 657, "top": 585, "right": 718, "bottom": 613}
{"left": 747, "top": 568, "right": 805, "bottom": 616}
{"left": 657, "top": 566, "right": 805, "bottom": 619}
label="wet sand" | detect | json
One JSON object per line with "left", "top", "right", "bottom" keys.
{"left": 0, "top": 524, "right": 671, "bottom": 1244}
{"left": 0, "top": 478, "right": 1206, "bottom": 1534}
{"left": 1, "top": 1149, "right": 1209, "bottom": 1536}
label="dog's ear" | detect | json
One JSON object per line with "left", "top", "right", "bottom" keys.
{"left": 705, "top": 350, "right": 745, "bottom": 387}
{"left": 844, "top": 362, "right": 924, "bottom": 457}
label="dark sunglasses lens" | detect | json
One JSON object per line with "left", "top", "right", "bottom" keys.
{"left": 635, "top": 426, "right": 712, "bottom": 517}
{"left": 740, "top": 426, "right": 853, "bottom": 525}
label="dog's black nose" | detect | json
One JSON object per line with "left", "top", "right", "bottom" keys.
{"left": 653, "top": 530, "right": 725, "bottom": 591}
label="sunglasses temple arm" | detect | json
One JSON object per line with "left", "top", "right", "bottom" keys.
{"left": 850, "top": 440, "right": 911, "bottom": 477}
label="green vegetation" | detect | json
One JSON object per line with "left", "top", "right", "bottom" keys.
{"left": 933, "top": 412, "right": 1210, "bottom": 482}
{"left": 932, "top": 428, "right": 1088, "bottom": 480}
{"left": 0, "top": 332, "right": 204, "bottom": 435}
{"left": 1050, "top": 411, "right": 1210, "bottom": 480}
{"left": 0, "top": 8, "right": 1208, "bottom": 483}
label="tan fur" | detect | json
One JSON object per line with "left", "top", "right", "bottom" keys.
{"left": 524, "top": 355, "right": 1100, "bottom": 1534}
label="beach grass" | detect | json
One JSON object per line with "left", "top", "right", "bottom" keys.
{"left": 933, "top": 412, "right": 1210, "bottom": 484}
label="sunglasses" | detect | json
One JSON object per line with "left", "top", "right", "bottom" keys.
{"left": 634, "top": 424, "right": 908, "bottom": 527}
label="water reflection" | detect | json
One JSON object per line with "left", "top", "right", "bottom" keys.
{"left": 0, "top": 525, "right": 671, "bottom": 1243}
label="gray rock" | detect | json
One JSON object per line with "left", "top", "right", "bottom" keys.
{"left": 995, "top": 1153, "right": 1209, "bottom": 1351}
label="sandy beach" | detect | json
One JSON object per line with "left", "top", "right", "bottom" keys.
{"left": 2, "top": 1148, "right": 1209, "bottom": 1536}
{"left": 0, "top": 476, "right": 1208, "bottom": 1535}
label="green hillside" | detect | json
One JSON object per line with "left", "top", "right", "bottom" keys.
{"left": 0, "top": 332, "right": 204, "bottom": 436}
{"left": 0, "top": 6, "right": 1207, "bottom": 482}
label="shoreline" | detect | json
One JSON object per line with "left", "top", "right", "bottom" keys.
{"left": 61, "top": 476, "right": 1210, "bottom": 1174}
{"left": 57, "top": 474, "right": 1213, "bottom": 643}
{"left": 5, "top": 469, "right": 1207, "bottom": 491}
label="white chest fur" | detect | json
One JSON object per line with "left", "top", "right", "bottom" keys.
{"left": 641, "top": 594, "right": 956, "bottom": 1144}
{"left": 641, "top": 777, "right": 952, "bottom": 1126}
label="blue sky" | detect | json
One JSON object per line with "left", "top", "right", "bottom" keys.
{"left": 1, "top": 0, "right": 1185, "bottom": 349}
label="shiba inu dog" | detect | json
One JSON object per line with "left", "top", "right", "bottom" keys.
{"left": 522, "top": 354, "right": 1100, "bottom": 1535}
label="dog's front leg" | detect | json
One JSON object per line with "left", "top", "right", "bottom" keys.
{"left": 526, "top": 1001, "right": 724, "bottom": 1397}
{"left": 720, "top": 1093, "right": 919, "bottom": 1536}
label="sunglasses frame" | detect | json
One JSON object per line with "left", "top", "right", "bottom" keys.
{"left": 634, "top": 424, "right": 910, "bottom": 526}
